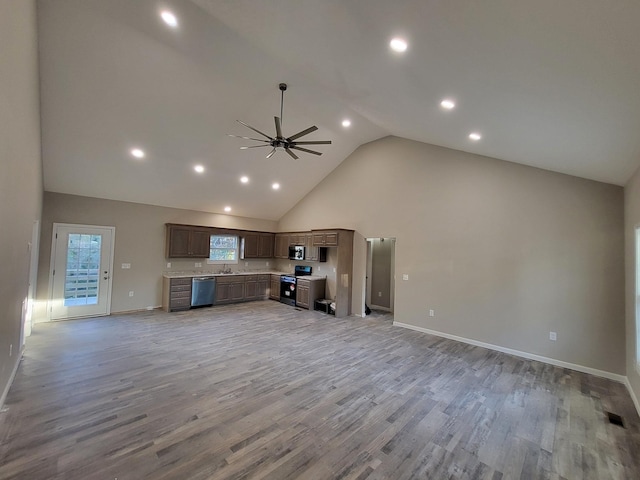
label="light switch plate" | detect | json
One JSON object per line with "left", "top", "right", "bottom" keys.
{"left": 402, "top": 274, "right": 409, "bottom": 281}
{"left": 121, "top": 263, "right": 131, "bottom": 269}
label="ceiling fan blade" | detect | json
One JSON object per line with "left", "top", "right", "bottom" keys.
{"left": 236, "top": 120, "right": 273, "bottom": 141}
{"left": 290, "top": 140, "right": 332, "bottom": 145}
{"left": 290, "top": 145, "right": 323, "bottom": 156}
{"left": 275, "top": 117, "right": 283, "bottom": 138}
{"left": 240, "top": 145, "right": 270, "bottom": 149}
{"left": 227, "top": 134, "right": 270, "bottom": 143}
{"left": 287, "top": 125, "right": 318, "bottom": 141}
{"left": 266, "top": 147, "right": 277, "bottom": 159}
{"left": 285, "top": 147, "right": 299, "bottom": 159}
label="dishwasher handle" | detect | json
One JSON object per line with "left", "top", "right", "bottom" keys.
{"left": 193, "top": 277, "right": 216, "bottom": 282}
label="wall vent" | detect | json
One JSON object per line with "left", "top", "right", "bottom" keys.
{"left": 606, "top": 411, "right": 625, "bottom": 428}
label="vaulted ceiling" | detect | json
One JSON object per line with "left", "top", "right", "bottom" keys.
{"left": 38, "top": 0, "right": 640, "bottom": 220}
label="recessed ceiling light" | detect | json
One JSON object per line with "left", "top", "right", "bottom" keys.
{"left": 194, "top": 165, "right": 205, "bottom": 173}
{"left": 130, "top": 148, "right": 145, "bottom": 159}
{"left": 160, "top": 10, "right": 178, "bottom": 28}
{"left": 240, "top": 176, "right": 249, "bottom": 184}
{"left": 469, "top": 132, "right": 482, "bottom": 141}
{"left": 272, "top": 183, "right": 280, "bottom": 190}
{"left": 224, "top": 206, "right": 231, "bottom": 213}
{"left": 440, "top": 99, "right": 455, "bottom": 110}
{"left": 390, "top": 37, "right": 408, "bottom": 53}
{"left": 342, "top": 119, "right": 351, "bottom": 128}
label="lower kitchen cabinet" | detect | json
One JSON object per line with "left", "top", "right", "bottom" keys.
{"left": 215, "top": 276, "right": 245, "bottom": 304}
{"left": 270, "top": 274, "right": 280, "bottom": 300}
{"left": 162, "top": 277, "right": 192, "bottom": 312}
{"left": 295, "top": 278, "right": 326, "bottom": 309}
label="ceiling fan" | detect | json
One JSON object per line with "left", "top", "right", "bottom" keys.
{"left": 228, "top": 83, "right": 331, "bottom": 159}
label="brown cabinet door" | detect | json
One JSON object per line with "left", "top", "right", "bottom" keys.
{"left": 270, "top": 276, "right": 280, "bottom": 299}
{"left": 243, "top": 234, "right": 259, "bottom": 258}
{"left": 275, "top": 234, "right": 288, "bottom": 258}
{"left": 230, "top": 282, "right": 245, "bottom": 301}
{"left": 311, "top": 233, "right": 325, "bottom": 246}
{"left": 257, "top": 279, "right": 269, "bottom": 298}
{"left": 258, "top": 234, "right": 274, "bottom": 258}
{"left": 167, "top": 226, "right": 191, "bottom": 257}
{"left": 215, "top": 283, "right": 230, "bottom": 303}
{"left": 191, "top": 229, "right": 211, "bottom": 257}
{"left": 304, "top": 234, "right": 318, "bottom": 261}
{"left": 324, "top": 232, "right": 338, "bottom": 246}
{"left": 245, "top": 280, "right": 257, "bottom": 299}
{"left": 297, "top": 281, "right": 310, "bottom": 308}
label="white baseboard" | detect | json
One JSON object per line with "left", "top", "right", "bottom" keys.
{"left": 624, "top": 377, "right": 640, "bottom": 417}
{"left": 393, "top": 321, "right": 627, "bottom": 384}
{"left": 0, "top": 347, "right": 23, "bottom": 410}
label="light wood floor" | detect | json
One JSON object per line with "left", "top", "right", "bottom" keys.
{"left": 1, "top": 301, "right": 639, "bottom": 479}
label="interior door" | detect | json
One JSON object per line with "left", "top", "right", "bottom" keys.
{"left": 49, "top": 224, "right": 115, "bottom": 320}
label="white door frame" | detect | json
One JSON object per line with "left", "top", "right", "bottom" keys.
{"left": 47, "top": 223, "right": 115, "bottom": 321}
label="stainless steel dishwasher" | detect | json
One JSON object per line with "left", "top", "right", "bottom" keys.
{"left": 191, "top": 276, "right": 216, "bottom": 307}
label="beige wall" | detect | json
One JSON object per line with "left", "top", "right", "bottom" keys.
{"left": 624, "top": 167, "right": 640, "bottom": 406}
{"left": 36, "top": 192, "right": 277, "bottom": 318}
{"left": 0, "top": 0, "right": 43, "bottom": 403}
{"left": 279, "top": 136, "right": 625, "bottom": 375}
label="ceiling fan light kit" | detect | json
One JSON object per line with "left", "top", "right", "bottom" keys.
{"left": 228, "top": 83, "right": 332, "bottom": 159}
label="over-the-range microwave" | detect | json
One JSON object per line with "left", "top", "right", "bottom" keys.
{"left": 288, "top": 245, "right": 305, "bottom": 260}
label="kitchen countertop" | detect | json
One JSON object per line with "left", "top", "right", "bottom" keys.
{"left": 162, "top": 271, "right": 327, "bottom": 279}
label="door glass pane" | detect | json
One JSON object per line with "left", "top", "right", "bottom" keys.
{"left": 64, "top": 233, "right": 101, "bottom": 306}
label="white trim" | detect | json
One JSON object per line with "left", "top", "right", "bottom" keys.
{"left": 370, "top": 304, "right": 392, "bottom": 312}
{"left": 0, "top": 347, "right": 23, "bottom": 409}
{"left": 393, "top": 321, "right": 627, "bottom": 383}
{"left": 624, "top": 377, "right": 640, "bottom": 417}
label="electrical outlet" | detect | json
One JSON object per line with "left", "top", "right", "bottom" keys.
{"left": 245, "top": 262, "right": 249, "bottom": 266}
{"left": 378, "top": 291, "right": 382, "bottom": 297}
{"left": 195, "top": 262, "right": 202, "bottom": 268}
{"left": 333, "top": 267, "right": 336, "bottom": 273}
{"left": 166, "top": 262, "right": 171, "bottom": 268}
{"left": 266, "top": 261, "right": 269, "bottom": 267}
{"left": 129, "top": 291, "right": 134, "bottom": 297}
{"left": 121, "top": 263, "right": 131, "bottom": 269}
{"left": 549, "top": 331, "right": 557, "bottom": 341}
{"left": 429, "top": 309, "right": 435, "bottom": 317}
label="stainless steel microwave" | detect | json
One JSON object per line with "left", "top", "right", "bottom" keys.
{"left": 288, "top": 245, "right": 305, "bottom": 260}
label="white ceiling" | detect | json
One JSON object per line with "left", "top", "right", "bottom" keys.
{"left": 38, "top": 0, "right": 640, "bottom": 221}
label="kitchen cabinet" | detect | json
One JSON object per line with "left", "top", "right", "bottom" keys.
{"left": 215, "top": 274, "right": 269, "bottom": 304}
{"left": 295, "top": 277, "right": 326, "bottom": 310}
{"left": 289, "top": 234, "right": 306, "bottom": 245}
{"left": 304, "top": 234, "right": 327, "bottom": 262}
{"left": 244, "top": 274, "right": 268, "bottom": 299}
{"left": 243, "top": 233, "right": 274, "bottom": 259}
{"left": 162, "top": 277, "right": 192, "bottom": 312}
{"left": 215, "top": 275, "right": 245, "bottom": 304}
{"left": 312, "top": 231, "right": 338, "bottom": 247}
{"left": 166, "top": 224, "right": 211, "bottom": 258}
{"left": 270, "top": 274, "right": 281, "bottom": 300}
{"left": 257, "top": 274, "right": 270, "bottom": 298}
{"left": 274, "top": 234, "right": 289, "bottom": 259}
{"left": 258, "top": 234, "right": 274, "bottom": 258}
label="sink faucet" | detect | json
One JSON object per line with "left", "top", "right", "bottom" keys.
{"left": 218, "top": 264, "right": 233, "bottom": 274}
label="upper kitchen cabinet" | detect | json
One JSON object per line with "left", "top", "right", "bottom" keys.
{"left": 243, "top": 233, "right": 274, "bottom": 259}
{"left": 274, "top": 234, "right": 289, "bottom": 259}
{"left": 312, "top": 231, "right": 339, "bottom": 247}
{"left": 165, "top": 224, "right": 211, "bottom": 258}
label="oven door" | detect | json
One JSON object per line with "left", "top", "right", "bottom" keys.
{"left": 280, "top": 275, "right": 296, "bottom": 306}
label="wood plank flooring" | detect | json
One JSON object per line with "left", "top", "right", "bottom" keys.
{"left": 1, "top": 301, "right": 639, "bottom": 479}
